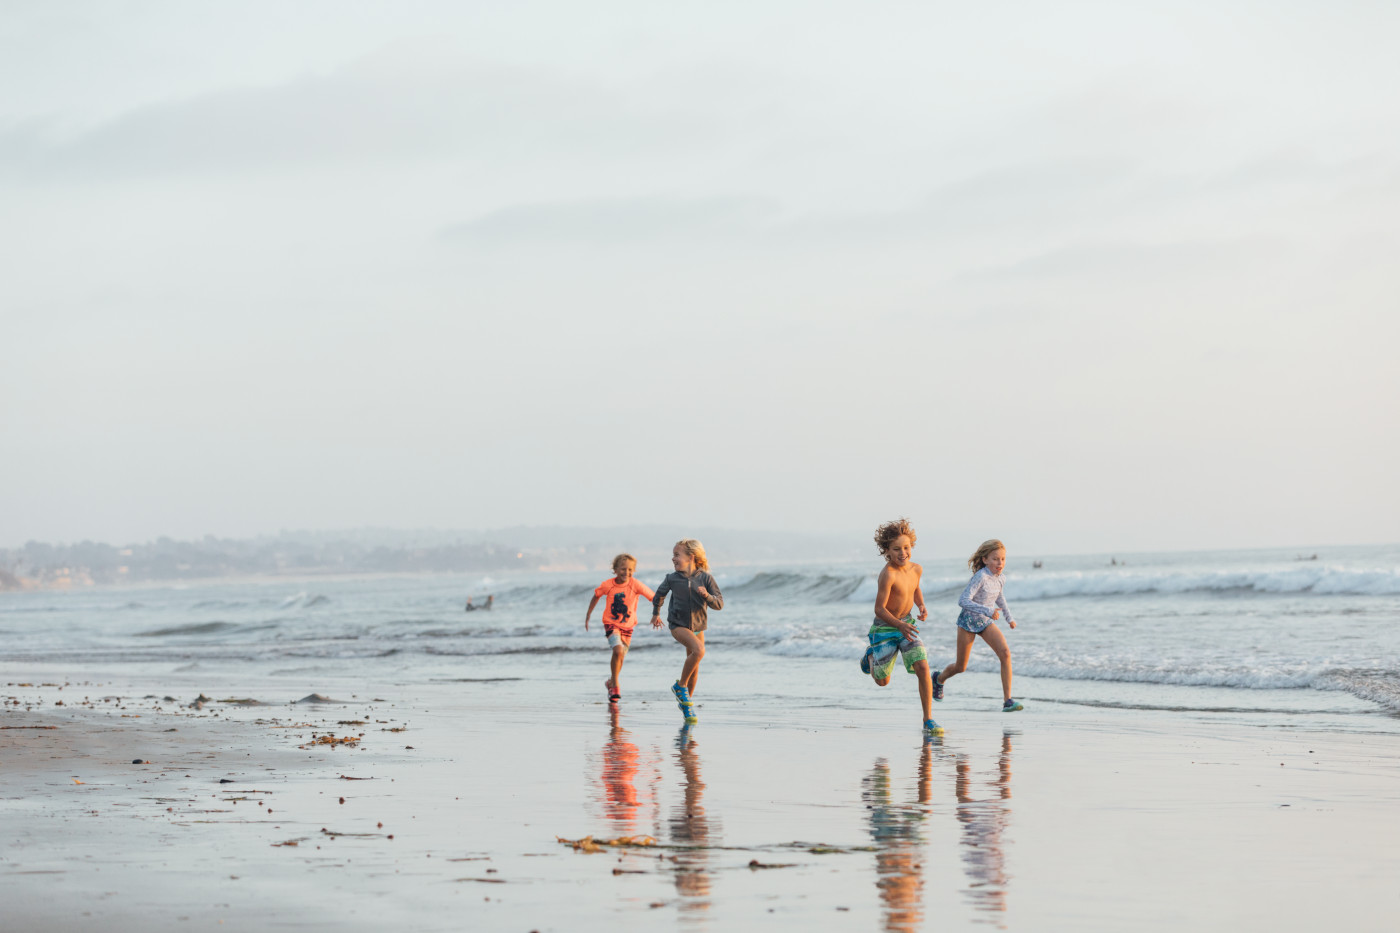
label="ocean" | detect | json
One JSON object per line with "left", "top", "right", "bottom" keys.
{"left": 4, "top": 544, "right": 1398, "bottom": 733}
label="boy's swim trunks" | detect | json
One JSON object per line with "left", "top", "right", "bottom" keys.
{"left": 956, "top": 610, "right": 992, "bottom": 634}
{"left": 864, "top": 614, "right": 928, "bottom": 681}
{"left": 604, "top": 625, "right": 633, "bottom": 649}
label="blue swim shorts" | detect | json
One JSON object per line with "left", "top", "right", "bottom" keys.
{"left": 956, "top": 610, "right": 993, "bottom": 634}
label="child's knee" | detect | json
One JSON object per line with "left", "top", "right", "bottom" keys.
{"left": 912, "top": 659, "right": 930, "bottom": 677}
{"left": 611, "top": 645, "right": 627, "bottom": 659}
{"left": 874, "top": 677, "right": 890, "bottom": 687}
{"left": 690, "top": 644, "right": 705, "bottom": 661}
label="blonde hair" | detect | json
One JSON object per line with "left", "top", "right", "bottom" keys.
{"left": 874, "top": 518, "right": 917, "bottom": 557}
{"left": 675, "top": 538, "right": 709, "bottom": 572}
{"left": 611, "top": 553, "right": 636, "bottom": 573}
{"left": 968, "top": 539, "right": 1006, "bottom": 572}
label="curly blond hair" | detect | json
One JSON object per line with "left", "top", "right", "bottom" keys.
{"left": 611, "top": 553, "right": 636, "bottom": 573}
{"left": 874, "top": 518, "right": 917, "bottom": 557}
{"left": 968, "top": 539, "right": 1006, "bottom": 572}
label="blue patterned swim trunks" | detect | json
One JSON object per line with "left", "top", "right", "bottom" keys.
{"left": 862, "top": 614, "right": 928, "bottom": 681}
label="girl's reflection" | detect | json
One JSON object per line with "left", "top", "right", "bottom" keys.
{"left": 862, "top": 741, "right": 934, "bottom": 933}
{"left": 669, "top": 724, "right": 718, "bottom": 922}
{"left": 955, "top": 730, "right": 1015, "bottom": 923}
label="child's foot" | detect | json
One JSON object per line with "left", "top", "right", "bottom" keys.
{"left": 931, "top": 671, "right": 944, "bottom": 701}
{"left": 606, "top": 680, "right": 620, "bottom": 702}
{"left": 672, "top": 681, "right": 691, "bottom": 714}
{"left": 1002, "top": 698, "right": 1024, "bottom": 712}
{"left": 860, "top": 651, "right": 871, "bottom": 675}
{"left": 923, "top": 718, "right": 944, "bottom": 735}
{"left": 683, "top": 704, "right": 698, "bottom": 724}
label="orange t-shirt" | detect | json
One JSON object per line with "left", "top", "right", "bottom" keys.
{"left": 593, "top": 577, "right": 656, "bottom": 631}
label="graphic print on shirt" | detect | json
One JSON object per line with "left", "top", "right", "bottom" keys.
{"left": 610, "top": 591, "right": 631, "bottom": 625}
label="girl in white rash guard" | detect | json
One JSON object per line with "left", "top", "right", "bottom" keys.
{"left": 932, "top": 539, "right": 1024, "bottom": 712}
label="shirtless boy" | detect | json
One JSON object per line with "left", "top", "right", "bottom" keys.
{"left": 861, "top": 518, "right": 941, "bottom": 734}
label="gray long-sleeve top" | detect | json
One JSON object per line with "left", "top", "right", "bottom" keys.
{"left": 652, "top": 570, "right": 723, "bottom": 630}
{"left": 958, "top": 568, "right": 1014, "bottom": 622}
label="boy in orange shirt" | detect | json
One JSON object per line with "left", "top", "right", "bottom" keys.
{"left": 585, "top": 554, "right": 657, "bottom": 702}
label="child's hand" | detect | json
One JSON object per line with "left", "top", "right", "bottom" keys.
{"left": 1008, "top": 619, "right": 1017, "bottom": 629}
{"left": 917, "top": 606, "right": 927, "bottom": 622}
{"left": 991, "top": 609, "right": 1000, "bottom": 621}
{"left": 695, "top": 585, "right": 710, "bottom": 600}
{"left": 651, "top": 615, "right": 663, "bottom": 630}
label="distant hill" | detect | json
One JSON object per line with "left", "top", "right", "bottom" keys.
{"left": 0, "top": 526, "right": 863, "bottom": 589}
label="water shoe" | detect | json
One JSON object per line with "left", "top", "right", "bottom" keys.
{"left": 1002, "top": 698, "right": 1024, "bottom": 712}
{"left": 923, "top": 718, "right": 944, "bottom": 736}
{"left": 931, "top": 671, "right": 944, "bottom": 701}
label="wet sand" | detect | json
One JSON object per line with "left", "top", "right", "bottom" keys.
{"left": 4, "top": 672, "right": 1400, "bottom": 931}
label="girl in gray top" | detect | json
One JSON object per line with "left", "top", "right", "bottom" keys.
{"left": 652, "top": 539, "right": 723, "bottom": 723}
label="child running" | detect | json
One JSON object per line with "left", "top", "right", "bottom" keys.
{"left": 933, "top": 539, "right": 1024, "bottom": 712}
{"left": 584, "top": 553, "right": 656, "bottom": 703}
{"left": 861, "top": 518, "right": 942, "bottom": 735}
{"left": 651, "top": 539, "right": 723, "bottom": 724}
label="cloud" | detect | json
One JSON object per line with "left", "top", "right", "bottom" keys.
{"left": 441, "top": 195, "right": 781, "bottom": 244}
{"left": 0, "top": 55, "right": 727, "bottom": 180}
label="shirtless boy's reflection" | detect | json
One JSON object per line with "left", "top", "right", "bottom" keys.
{"left": 955, "top": 730, "right": 1015, "bottom": 922}
{"left": 670, "top": 724, "right": 719, "bottom": 924}
{"left": 862, "top": 741, "right": 935, "bottom": 933}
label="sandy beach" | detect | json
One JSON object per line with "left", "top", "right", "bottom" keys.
{"left": 5, "top": 662, "right": 1400, "bottom": 932}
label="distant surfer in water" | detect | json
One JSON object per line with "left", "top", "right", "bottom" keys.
{"left": 584, "top": 554, "right": 655, "bottom": 703}
{"left": 933, "top": 539, "right": 1023, "bottom": 712}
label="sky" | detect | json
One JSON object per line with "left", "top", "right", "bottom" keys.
{"left": 2, "top": 1, "right": 1398, "bottom": 556}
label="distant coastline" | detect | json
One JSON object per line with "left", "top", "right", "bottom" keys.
{"left": 0, "top": 526, "right": 863, "bottom": 591}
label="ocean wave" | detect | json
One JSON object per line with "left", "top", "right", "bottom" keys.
{"left": 278, "top": 592, "right": 331, "bottom": 609}
{"left": 136, "top": 621, "right": 238, "bottom": 637}
{"left": 999, "top": 566, "right": 1400, "bottom": 600}
{"left": 728, "top": 572, "right": 865, "bottom": 603}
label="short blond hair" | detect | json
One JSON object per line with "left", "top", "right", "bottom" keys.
{"left": 675, "top": 538, "right": 709, "bottom": 572}
{"left": 968, "top": 539, "right": 1006, "bottom": 572}
{"left": 611, "top": 553, "right": 637, "bottom": 572}
{"left": 874, "top": 518, "right": 917, "bottom": 557}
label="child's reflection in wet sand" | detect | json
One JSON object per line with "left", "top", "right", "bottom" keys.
{"left": 955, "top": 730, "right": 1015, "bottom": 923}
{"left": 670, "top": 724, "right": 717, "bottom": 923}
{"left": 865, "top": 731, "right": 1016, "bottom": 931}
{"left": 862, "top": 741, "right": 935, "bottom": 933}
{"left": 594, "top": 705, "right": 650, "bottom": 832}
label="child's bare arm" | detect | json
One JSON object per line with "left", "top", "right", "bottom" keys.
{"left": 913, "top": 566, "right": 927, "bottom": 622}
{"left": 584, "top": 594, "right": 601, "bottom": 630}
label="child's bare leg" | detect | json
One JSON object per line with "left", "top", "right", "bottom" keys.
{"left": 609, "top": 645, "right": 626, "bottom": 689}
{"left": 978, "top": 624, "right": 1013, "bottom": 700}
{"left": 671, "top": 627, "right": 705, "bottom": 695}
{"left": 684, "top": 632, "right": 705, "bottom": 696}
{"left": 912, "top": 659, "right": 933, "bottom": 721}
{"left": 938, "top": 629, "right": 977, "bottom": 685}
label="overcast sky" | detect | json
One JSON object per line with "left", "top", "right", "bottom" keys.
{"left": 2, "top": 1, "right": 1397, "bottom": 555}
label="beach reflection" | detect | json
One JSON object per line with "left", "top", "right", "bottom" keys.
{"left": 955, "top": 730, "right": 1015, "bottom": 923}
{"left": 596, "top": 705, "right": 645, "bottom": 832}
{"left": 864, "top": 731, "right": 1016, "bottom": 930}
{"left": 862, "top": 741, "right": 935, "bottom": 933}
{"left": 669, "top": 724, "right": 718, "bottom": 923}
